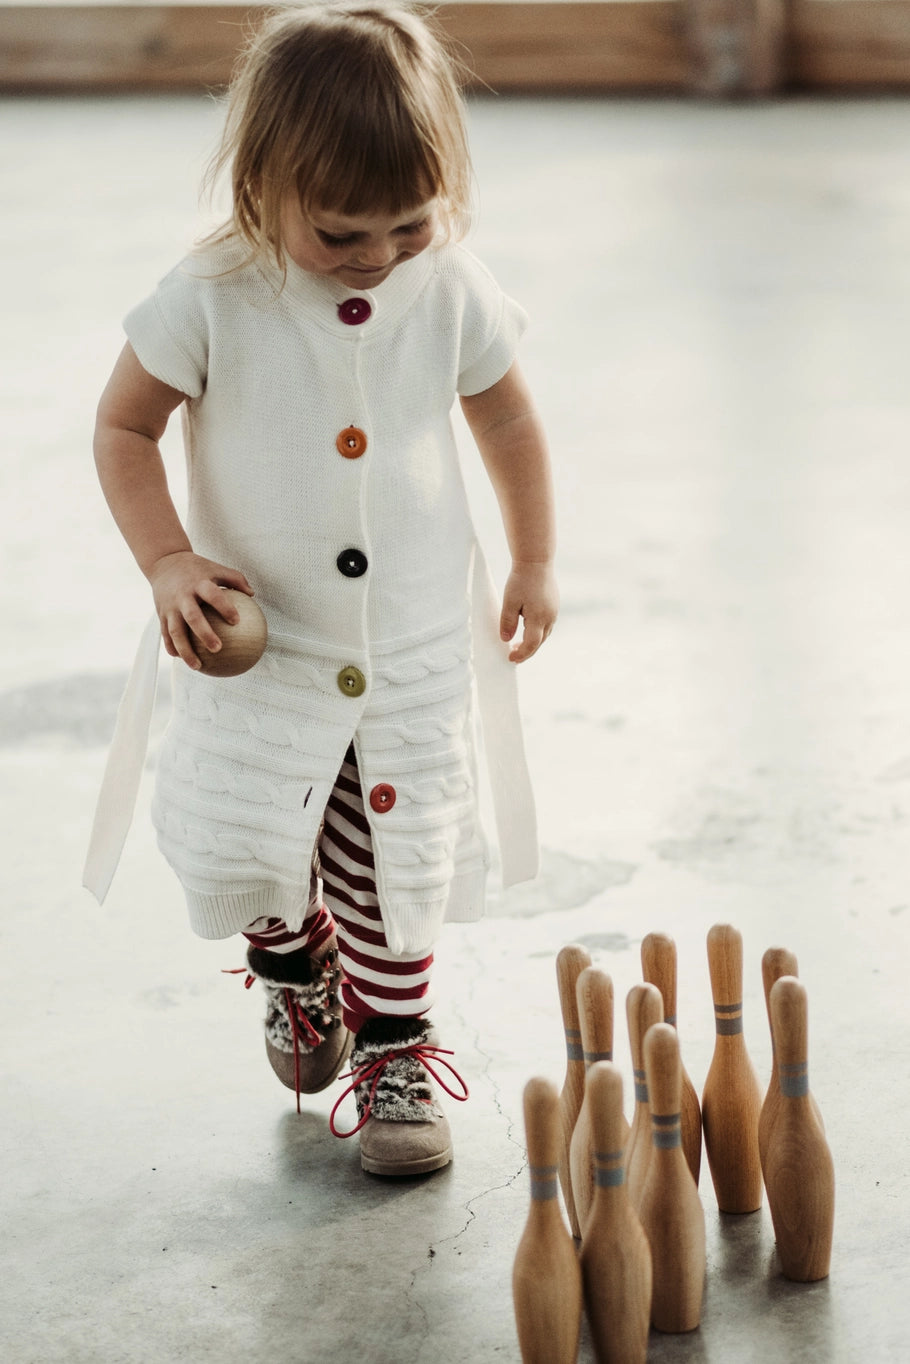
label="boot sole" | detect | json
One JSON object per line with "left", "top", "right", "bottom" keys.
{"left": 361, "top": 1146, "right": 453, "bottom": 1177}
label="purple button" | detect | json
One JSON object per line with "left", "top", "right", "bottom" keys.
{"left": 338, "top": 297, "right": 372, "bottom": 326}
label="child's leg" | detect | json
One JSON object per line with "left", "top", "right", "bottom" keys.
{"left": 243, "top": 875, "right": 336, "bottom": 959}
{"left": 319, "top": 747, "right": 435, "bottom": 1033}
{"left": 241, "top": 871, "right": 352, "bottom": 1101}
{"left": 320, "top": 747, "right": 466, "bottom": 1176}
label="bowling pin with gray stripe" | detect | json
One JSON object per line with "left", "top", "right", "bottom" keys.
{"left": 513, "top": 1077, "right": 583, "bottom": 1363}
{"left": 758, "top": 946, "right": 825, "bottom": 1178}
{"left": 569, "top": 967, "right": 627, "bottom": 1235}
{"left": 639, "top": 1023, "right": 706, "bottom": 1332}
{"left": 758, "top": 945, "right": 799, "bottom": 1172}
{"left": 556, "top": 944, "right": 593, "bottom": 1237}
{"left": 702, "top": 923, "right": 763, "bottom": 1213}
{"left": 579, "top": 1062, "right": 651, "bottom": 1364}
{"left": 625, "top": 982, "right": 664, "bottom": 1212}
{"left": 641, "top": 931, "right": 702, "bottom": 1185}
{"left": 764, "top": 977, "right": 834, "bottom": 1281}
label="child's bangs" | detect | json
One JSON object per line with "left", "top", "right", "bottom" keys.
{"left": 302, "top": 123, "right": 443, "bottom": 220}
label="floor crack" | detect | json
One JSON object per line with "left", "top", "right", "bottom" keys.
{"left": 426, "top": 930, "right": 529, "bottom": 1259}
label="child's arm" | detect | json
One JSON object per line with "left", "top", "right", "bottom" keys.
{"left": 460, "top": 362, "right": 558, "bottom": 662}
{"left": 94, "top": 342, "right": 254, "bottom": 669}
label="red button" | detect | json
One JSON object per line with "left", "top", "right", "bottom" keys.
{"left": 338, "top": 297, "right": 372, "bottom": 326}
{"left": 369, "top": 783, "right": 396, "bottom": 813}
{"left": 336, "top": 427, "right": 367, "bottom": 459}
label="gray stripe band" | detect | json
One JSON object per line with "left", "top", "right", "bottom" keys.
{"left": 565, "top": 1028, "right": 584, "bottom": 1062}
{"left": 715, "top": 1017, "right": 743, "bottom": 1035}
{"left": 593, "top": 1148, "right": 624, "bottom": 1164}
{"left": 595, "top": 1166, "right": 625, "bottom": 1188}
{"left": 779, "top": 1063, "right": 809, "bottom": 1098}
{"left": 584, "top": 1050, "right": 613, "bottom": 1064}
{"left": 530, "top": 1163, "right": 559, "bottom": 1201}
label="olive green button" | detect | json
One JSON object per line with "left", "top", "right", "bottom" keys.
{"left": 337, "top": 665, "right": 366, "bottom": 698}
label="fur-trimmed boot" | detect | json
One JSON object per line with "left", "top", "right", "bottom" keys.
{"left": 330, "top": 1016, "right": 469, "bottom": 1177}
{"left": 246, "top": 941, "right": 353, "bottom": 1104}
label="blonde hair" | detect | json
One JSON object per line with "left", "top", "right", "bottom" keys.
{"left": 204, "top": 1, "right": 473, "bottom": 265}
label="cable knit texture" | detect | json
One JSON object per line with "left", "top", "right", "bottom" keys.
{"left": 124, "top": 240, "right": 530, "bottom": 955}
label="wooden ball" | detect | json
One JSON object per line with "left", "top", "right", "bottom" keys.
{"left": 193, "top": 590, "right": 268, "bottom": 677}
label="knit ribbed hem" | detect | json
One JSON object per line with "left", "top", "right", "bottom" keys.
{"left": 184, "top": 861, "right": 488, "bottom": 949}
{"left": 185, "top": 883, "right": 308, "bottom": 941}
{"left": 380, "top": 863, "right": 488, "bottom": 955}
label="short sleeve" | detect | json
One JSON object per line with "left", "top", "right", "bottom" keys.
{"left": 452, "top": 249, "right": 529, "bottom": 397}
{"left": 124, "top": 260, "right": 209, "bottom": 399}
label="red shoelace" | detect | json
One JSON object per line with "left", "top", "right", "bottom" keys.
{"left": 224, "top": 968, "right": 325, "bottom": 1113}
{"left": 329, "top": 1043, "right": 469, "bottom": 1138}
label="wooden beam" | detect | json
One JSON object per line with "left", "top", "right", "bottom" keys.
{"left": 0, "top": 3, "right": 689, "bottom": 92}
{"left": 0, "top": 5, "right": 254, "bottom": 89}
{"left": 436, "top": 3, "right": 688, "bottom": 92}
{"left": 1, "top": 1, "right": 910, "bottom": 93}
{"left": 793, "top": 0, "right": 910, "bottom": 89}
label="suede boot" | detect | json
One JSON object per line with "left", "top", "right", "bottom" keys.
{"left": 246, "top": 940, "right": 353, "bottom": 1103}
{"left": 330, "top": 1016, "right": 468, "bottom": 1177}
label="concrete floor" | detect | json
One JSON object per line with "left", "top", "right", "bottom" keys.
{"left": 2, "top": 92, "right": 910, "bottom": 1362}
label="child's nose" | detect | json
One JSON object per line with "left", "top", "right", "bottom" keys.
{"left": 358, "top": 238, "right": 395, "bottom": 266}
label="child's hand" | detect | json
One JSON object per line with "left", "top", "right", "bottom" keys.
{"left": 148, "top": 551, "right": 255, "bottom": 670}
{"left": 500, "top": 560, "right": 558, "bottom": 663}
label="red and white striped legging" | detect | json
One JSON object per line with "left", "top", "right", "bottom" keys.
{"left": 243, "top": 747, "right": 434, "bottom": 1035}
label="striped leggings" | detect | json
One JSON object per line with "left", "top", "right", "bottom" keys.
{"left": 243, "top": 748, "right": 434, "bottom": 1034}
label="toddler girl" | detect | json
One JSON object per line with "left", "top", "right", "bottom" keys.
{"left": 88, "top": 0, "right": 557, "bottom": 1177}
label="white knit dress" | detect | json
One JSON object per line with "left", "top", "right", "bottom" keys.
{"left": 98, "top": 239, "right": 537, "bottom": 956}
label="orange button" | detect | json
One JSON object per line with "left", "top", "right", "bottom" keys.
{"left": 369, "top": 783, "right": 396, "bottom": 814}
{"left": 336, "top": 427, "right": 367, "bottom": 459}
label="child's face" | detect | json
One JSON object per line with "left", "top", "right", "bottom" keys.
{"left": 281, "top": 198, "right": 438, "bottom": 289}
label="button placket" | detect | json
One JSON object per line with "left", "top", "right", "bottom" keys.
{"left": 331, "top": 299, "right": 373, "bottom": 711}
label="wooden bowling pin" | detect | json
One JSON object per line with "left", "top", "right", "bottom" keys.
{"left": 764, "top": 977, "right": 835, "bottom": 1282}
{"left": 639, "top": 1023, "right": 706, "bottom": 1333}
{"left": 625, "top": 982, "right": 664, "bottom": 1212}
{"left": 579, "top": 1063, "right": 652, "bottom": 1364}
{"left": 758, "top": 945, "right": 799, "bottom": 1173}
{"left": 513, "top": 1077, "right": 583, "bottom": 1363}
{"left": 641, "top": 932, "right": 702, "bottom": 1185}
{"left": 556, "top": 944, "right": 593, "bottom": 1237}
{"left": 758, "top": 947, "right": 825, "bottom": 1180}
{"left": 702, "top": 923, "right": 763, "bottom": 1213}
{"left": 570, "top": 967, "right": 628, "bottom": 1235}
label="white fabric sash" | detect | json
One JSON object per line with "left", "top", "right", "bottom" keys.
{"left": 82, "top": 613, "right": 162, "bottom": 902}
{"left": 470, "top": 544, "right": 539, "bottom": 888}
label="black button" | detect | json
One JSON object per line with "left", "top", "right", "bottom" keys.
{"left": 337, "top": 548, "right": 368, "bottom": 578}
